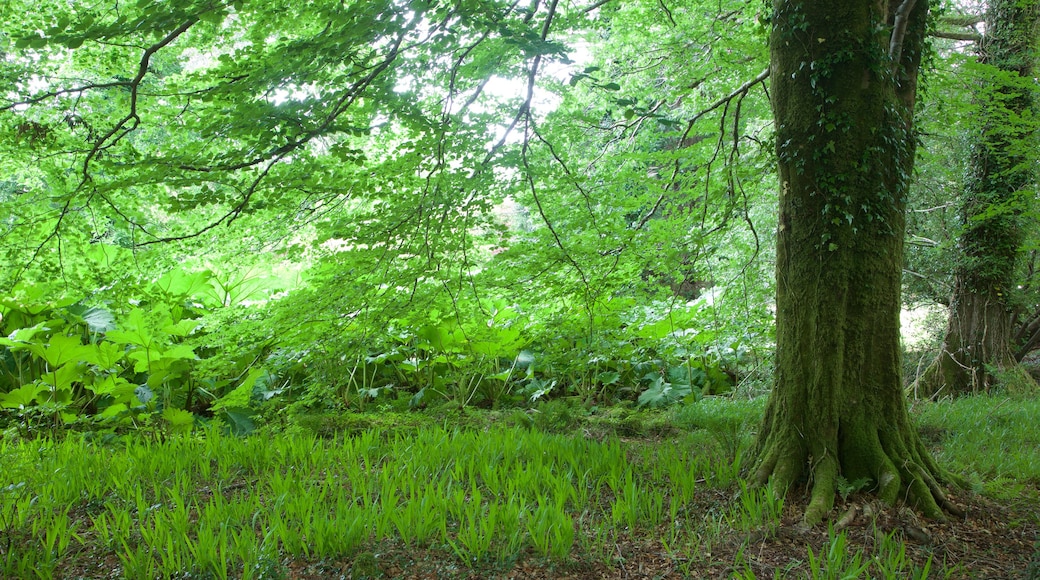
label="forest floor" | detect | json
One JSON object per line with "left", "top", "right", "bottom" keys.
{"left": 5, "top": 394, "right": 1040, "bottom": 579}
{"left": 278, "top": 486, "right": 1038, "bottom": 580}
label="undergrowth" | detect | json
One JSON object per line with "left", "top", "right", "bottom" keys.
{"left": 0, "top": 395, "right": 1036, "bottom": 578}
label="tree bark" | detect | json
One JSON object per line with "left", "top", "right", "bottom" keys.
{"left": 752, "top": 0, "right": 959, "bottom": 525}
{"left": 915, "top": 0, "right": 1040, "bottom": 398}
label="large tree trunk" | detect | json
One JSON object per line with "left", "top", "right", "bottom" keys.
{"left": 915, "top": 0, "right": 1040, "bottom": 398}
{"left": 752, "top": 0, "right": 959, "bottom": 525}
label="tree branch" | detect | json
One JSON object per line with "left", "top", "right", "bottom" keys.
{"left": 889, "top": 0, "right": 919, "bottom": 70}
{"left": 583, "top": 0, "right": 612, "bottom": 13}
{"left": 930, "top": 30, "right": 982, "bottom": 42}
{"left": 940, "top": 13, "right": 984, "bottom": 27}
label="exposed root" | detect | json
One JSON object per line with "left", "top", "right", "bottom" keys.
{"left": 804, "top": 454, "right": 838, "bottom": 526}
{"left": 834, "top": 505, "right": 858, "bottom": 531}
{"left": 752, "top": 427, "right": 959, "bottom": 526}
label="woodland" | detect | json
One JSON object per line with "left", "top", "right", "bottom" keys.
{"left": 1, "top": 0, "right": 1039, "bottom": 578}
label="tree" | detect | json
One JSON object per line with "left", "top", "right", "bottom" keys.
{"left": 751, "top": 0, "right": 961, "bottom": 525}
{"left": 915, "top": 0, "right": 1040, "bottom": 397}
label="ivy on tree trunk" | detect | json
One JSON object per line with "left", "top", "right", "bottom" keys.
{"left": 915, "top": 0, "right": 1040, "bottom": 398}
{"left": 752, "top": 0, "right": 961, "bottom": 525}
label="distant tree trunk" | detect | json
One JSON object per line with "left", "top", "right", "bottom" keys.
{"left": 915, "top": 0, "right": 1040, "bottom": 398}
{"left": 752, "top": 0, "right": 960, "bottom": 525}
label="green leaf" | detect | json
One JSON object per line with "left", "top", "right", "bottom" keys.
{"left": 68, "top": 305, "right": 117, "bottom": 333}
{"left": 99, "top": 403, "right": 128, "bottom": 419}
{"left": 93, "top": 342, "right": 125, "bottom": 370}
{"left": 637, "top": 376, "right": 691, "bottom": 408}
{"left": 106, "top": 309, "right": 154, "bottom": 348}
{"left": 30, "top": 334, "right": 96, "bottom": 367}
{"left": 162, "top": 407, "right": 195, "bottom": 433}
{"left": 89, "top": 376, "right": 136, "bottom": 400}
{"left": 162, "top": 319, "right": 199, "bottom": 337}
{"left": 162, "top": 344, "right": 197, "bottom": 361}
{"left": 154, "top": 268, "right": 213, "bottom": 299}
{"left": 0, "top": 384, "right": 44, "bottom": 408}
{"left": 598, "top": 371, "right": 621, "bottom": 385}
{"left": 40, "top": 362, "right": 85, "bottom": 390}
{"left": 210, "top": 368, "right": 266, "bottom": 411}
{"left": 0, "top": 322, "right": 50, "bottom": 350}
{"left": 221, "top": 408, "right": 255, "bottom": 435}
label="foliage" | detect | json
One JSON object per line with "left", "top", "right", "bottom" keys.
{"left": 0, "top": 267, "right": 290, "bottom": 436}
{"left": 0, "top": 0, "right": 779, "bottom": 436}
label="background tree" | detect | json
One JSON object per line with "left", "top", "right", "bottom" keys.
{"left": 915, "top": 0, "right": 1040, "bottom": 397}
{"left": 751, "top": 0, "right": 961, "bottom": 525}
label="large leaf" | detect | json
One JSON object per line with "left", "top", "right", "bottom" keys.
{"left": 162, "top": 407, "right": 195, "bottom": 434}
{"left": 39, "top": 362, "right": 86, "bottom": 390}
{"left": 1, "top": 322, "right": 51, "bottom": 348}
{"left": 210, "top": 368, "right": 266, "bottom": 411}
{"left": 88, "top": 376, "right": 137, "bottom": 401}
{"left": 105, "top": 309, "right": 154, "bottom": 348}
{"left": 28, "top": 334, "right": 96, "bottom": 368}
{"left": 93, "top": 341, "right": 126, "bottom": 370}
{"left": 637, "top": 376, "right": 691, "bottom": 408}
{"left": 67, "top": 305, "right": 117, "bottom": 333}
{"left": 162, "top": 319, "right": 200, "bottom": 337}
{"left": 154, "top": 268, "right": 213, "bottom": 299}
{"left": 0, "top": 384, "right": 44, "bottom": 408}
{"left": 222, "top": 409, "right": 255, "bottom": 436}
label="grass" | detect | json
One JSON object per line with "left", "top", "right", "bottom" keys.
{"left": 913, "top": 392, "right": 1040, "bottom": 482}
{"left": 0, "top": 394, "right": 1037, "bottom": 578}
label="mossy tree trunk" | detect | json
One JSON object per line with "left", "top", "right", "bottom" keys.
{"left": 915, "top": 0, "right": 1040, "bottom": 398}
{"left": 752, "top": 0, "right": 959, "bottom": 525}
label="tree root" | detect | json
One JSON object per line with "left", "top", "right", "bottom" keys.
{"left": 751, "top": 424, "right": 964, "bottom": 526}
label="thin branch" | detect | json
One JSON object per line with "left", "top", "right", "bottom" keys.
{"left": 583, "top": 0, "right": 613, "bottom": 13}
{"left": 1, "top": 81, "right": 132, "bottom": 111}
{"left": 683, "top": 68, "right": 769, "bottom": 131}
{"left": 81, "top": 16, "right": 201, "bottom": 181}
{"left": 658, "top": 0, "right": 677, "bottom": 27}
